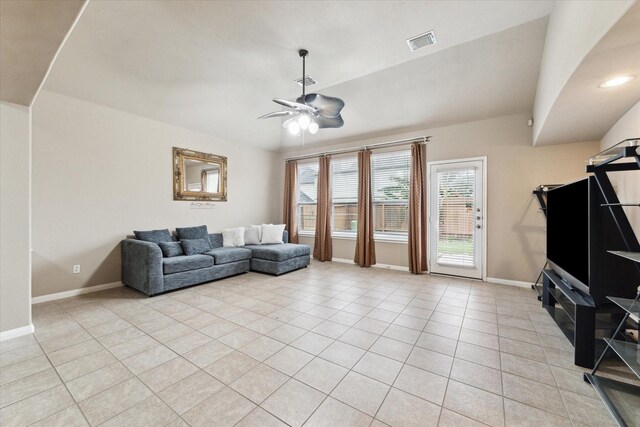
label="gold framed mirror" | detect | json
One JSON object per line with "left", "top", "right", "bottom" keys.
{"left": 173, "top": 147, "right": 227, "bottom": 201}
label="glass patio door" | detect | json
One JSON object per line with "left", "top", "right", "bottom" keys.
{"left": 429, "top": 159, "right": 485, "bottom": 279}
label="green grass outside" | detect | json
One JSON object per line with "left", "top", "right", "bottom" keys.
{"left": 438, "top": 237, "right": 473, "bottom": 255}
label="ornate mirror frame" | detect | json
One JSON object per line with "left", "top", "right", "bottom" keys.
{"left": 173, "top": 147, "right": 228, "bottom": 201}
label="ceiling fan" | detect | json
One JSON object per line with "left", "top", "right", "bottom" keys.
{"left": 258, "top": 49, "right": 345, "bottom": 135}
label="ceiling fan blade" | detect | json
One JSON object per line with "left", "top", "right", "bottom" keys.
{"left": 304, "top": 93, "right": 345, "bottom": 118}
{"left": 272, "top": 98, "right": 314, "bottom": 113}
{"left": 257, "top": 111, "right": 296, "bottom": 119}
{"left": 314, "top": 114, "right": 344, "bottom": 129}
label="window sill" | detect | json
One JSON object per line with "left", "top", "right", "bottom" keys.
{"left": 297, "top": 231, "right": 407, "bottom": 244}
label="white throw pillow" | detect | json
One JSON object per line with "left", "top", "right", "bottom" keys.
{"left": 261, "top": 224, "right": 285, "bottom": 244}
{"left": 244, "top": 227, "right": 260, "bottom": 245}
{"left": 222, "top": 227, "right": 245, "bottom": 247}
{"left": 249, "top": 224, "right": 264, "bottom": 242}
{"left": 251, "top": 224, "right": 271, "bottom": 242}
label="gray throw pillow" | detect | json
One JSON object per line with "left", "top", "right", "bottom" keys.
{"left": 180, "top": 239, "right": 212, "bottom": 255}
{"left": 134, "top": 229, "right": 173, "bottom": 244}
{"left": 158, "top": 241, "right": 184, "bottom": 257}
{"left": 176, "top": 225, "right": 209, "bottom": 242}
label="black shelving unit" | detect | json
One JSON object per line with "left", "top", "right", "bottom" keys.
{"left": 584, "top": 289, "right": 640, "bottom": 427}
{"left": 581, "top": 139, "right": 640, "bottom": 426}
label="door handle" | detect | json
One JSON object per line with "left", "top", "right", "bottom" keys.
{"left": 476, "top": 225, "right": 481, "bottom": 229}
{"left": 476, "top": 216, "right": 481, "bottom": 220}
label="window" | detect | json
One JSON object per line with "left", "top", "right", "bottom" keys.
{"left": 372, "top": 150, "right": 411, "bottom": 237}
{"left": 296, "top": 149, "right": 411, "bottom": 238}
{"left": 332, "top": 157, "right": 358, "bottom": 233}
{"left": 297, "top": 161, "right": 318, "bottom": 233}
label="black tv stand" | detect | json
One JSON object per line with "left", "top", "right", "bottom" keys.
{"left": 542, "top": 269, "right": 597, "bottom": 368}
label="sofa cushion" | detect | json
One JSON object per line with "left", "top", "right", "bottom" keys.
{"left": 181, "top": 239, "right": 212, "bottom": 255}
{"left": 209, "top": 233, "right": 223, "bottom": 249}
{"left": 176, "top": 225, "right": 209, "bottom": 241}
{"left": 158, "top": 241, "right": 184, "bottom": 257}
{"left": 163, "top": 254, "right": 214, "bottom": 274}
{"left": 134, "top": 229, "right": 173, "bottom": 244}
{"left": 205, "top": 247, "right": 252, "bottom": 265}
{"left": 245, "top": 244, "right": 311, "bottom": 262}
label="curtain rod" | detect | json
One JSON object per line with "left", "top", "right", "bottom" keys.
{"left": 284, "top": 136, "right": 431, "bottom": 162}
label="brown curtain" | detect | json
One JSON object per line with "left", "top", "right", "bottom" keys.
{"left": 354, "top": 150, "right": 376, "bottom": 266}
{"left": 313, "top": 156, "right": 332, "bottom": 261}
{"left": 283, "top": 160, "right": 299, "bottom": 244}
{"left": 200, "top": 170, "right": 208, "bottom": 191}
{"left": 408, "top": 143, "right": 428, "bottom": 273}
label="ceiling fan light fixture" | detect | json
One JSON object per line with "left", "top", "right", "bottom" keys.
{"left": 298, "top": 114, "right": 311, "bottom": 130}
{"left": 288, "top": 120, "right": 300, "bottom": 135}
{"left": 308, "top": 122, "right": 319, "bottom": 135}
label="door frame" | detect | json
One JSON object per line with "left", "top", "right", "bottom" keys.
{"left": 426, "top": 156, "right": 487, "bottom": 281}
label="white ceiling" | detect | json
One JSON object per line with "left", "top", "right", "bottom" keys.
{"left": 0, "top": 0, "right": 84, "bottom": 106}
{"left": 43, "top": 0, "right": 554, "bottom": 151}
{"left": 534, "top": 2, "right": 640, "bottom": 146}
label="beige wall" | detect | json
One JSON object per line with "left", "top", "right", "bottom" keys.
{"left": 600, "top": 100, "right": 640, "bottom": 236}
{"left": 280, "top": 113, "right": 600, "bottom": 283}
{"left": 31, "top": 90, "right": 280, "bottom": 297}
{"left": 1, "top": 101, "right": 32, "bottom": 334}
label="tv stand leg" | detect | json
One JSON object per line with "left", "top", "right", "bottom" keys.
{"left": 574, "top": 304, "right": 595, "bottom": 369}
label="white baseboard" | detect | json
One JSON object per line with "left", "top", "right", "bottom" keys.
{"left": 32, "top": 281, "right": 123, "bottom": 304}
{"left": 486, "top": 277, "right": 533, "bottom": 289}
{"left": 0, "top": 324, "right": 35, "bottom": 342}
{"left": 331, "top": 258, "right": 409, "bottom": 272}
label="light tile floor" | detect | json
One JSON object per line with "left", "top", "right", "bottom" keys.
{"left": 1, "top": 262, "right": 638, "bottom": 426}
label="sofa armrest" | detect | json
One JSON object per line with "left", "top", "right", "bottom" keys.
{"left": 282, "top": 230, "right": 289, "bottom": 244}
{"left": 121, "top": 239, "right": 164, "bottom": 296}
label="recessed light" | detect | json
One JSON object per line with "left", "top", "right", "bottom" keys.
{"left": 599, "top": 75, "right": 634, "bottom": 88}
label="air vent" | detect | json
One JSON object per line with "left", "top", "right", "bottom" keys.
{"left": 295, "top": 76, "right": 317, "bottom": 87}
{"left": 407, "top": 30, "right": 436, "bottom": 51}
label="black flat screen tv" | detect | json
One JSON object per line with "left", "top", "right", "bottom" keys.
{"left": 546, "top": 176, "right": 639, "bottom": 306}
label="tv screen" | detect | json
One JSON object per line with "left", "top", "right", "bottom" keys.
{"left": 547, "top": 178, "right": 590, "bottom": 290}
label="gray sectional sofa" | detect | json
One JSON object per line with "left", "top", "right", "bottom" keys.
{"left": 121, "top": 227, "right": 310, "bottom": 296}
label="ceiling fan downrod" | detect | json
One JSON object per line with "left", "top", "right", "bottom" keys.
{"left": 299, "top": 49, "right": 308, "bottom": 99}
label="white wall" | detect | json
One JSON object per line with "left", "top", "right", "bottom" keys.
{"left": 31, "top": 90, "right": 280, "bottom": 297}
{"left": 533, "top": 0, "right": 634, "bottom": 144}
{"left": 600, "top": 100, "right": 640, "bottom": 236}
{"left": 281, "top": 113, "right": 599, "bottom": 283}
{"left": 0, "top": 101, "right": 32, "bottom": 336}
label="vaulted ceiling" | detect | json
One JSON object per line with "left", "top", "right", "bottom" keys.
{"left": 0, "top": 0, "right": 84, "bottom": 106}
{"left": 4, "top": 1, "right": 639, "bottom": 151}
{"left": 41, "top": 0, "right": 554, "bottom": 151}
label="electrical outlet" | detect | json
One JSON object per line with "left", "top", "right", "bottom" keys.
{"left": 73, "top": 265, "right": 80, "bottom": 274}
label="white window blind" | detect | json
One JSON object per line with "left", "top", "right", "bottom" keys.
{"left": 332, "top": 157, "right": 358, "bottom": 233}
{"left": 297, "top": 161, "right": 319, "bottom": 232}
{"left": 371, "top": 150, "right": 411, "bottom": 235}
{"left": 435, "top": 167, "right": 476, "bottom": 267}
